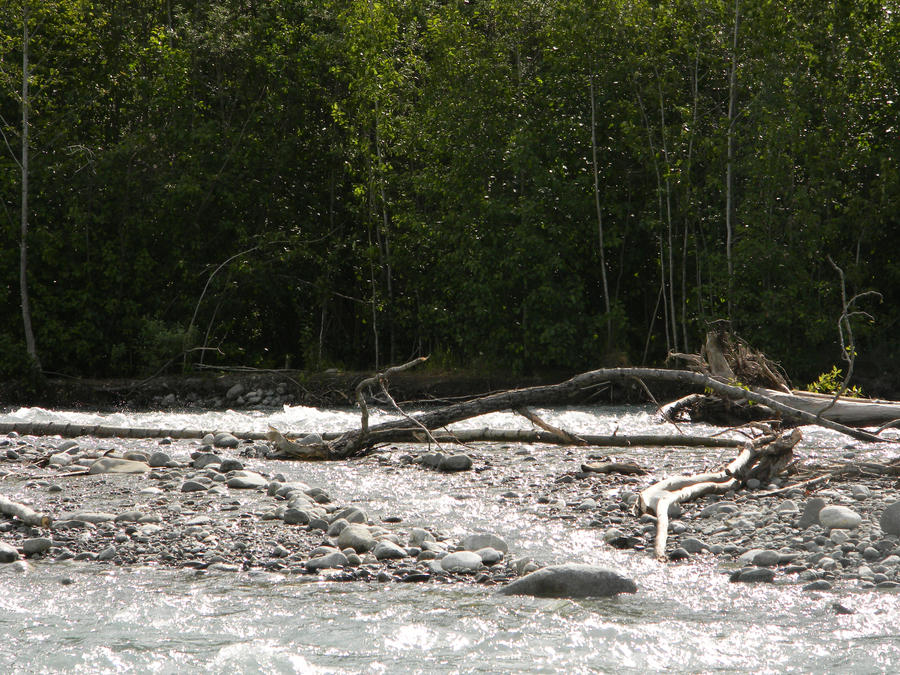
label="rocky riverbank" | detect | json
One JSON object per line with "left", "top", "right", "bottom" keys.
{"left": 0, "top": 432, "right": 530, "bottom": 587}
{"left": 2, "top": 427, "right": 899, "bottom": 599}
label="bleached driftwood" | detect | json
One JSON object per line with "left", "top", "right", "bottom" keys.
{"left": 638, "top": 428, "right": 802, "bottom": 560}
{"left": 0, "top": 495, "right": 51, "bottom": 528}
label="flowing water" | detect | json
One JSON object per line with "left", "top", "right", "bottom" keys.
{"left": 1, "top": 405, "right": 899, "bottom": 673}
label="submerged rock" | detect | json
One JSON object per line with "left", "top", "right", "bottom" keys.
{"left": 498, "top": 563, "right": 637, "bottom": 598}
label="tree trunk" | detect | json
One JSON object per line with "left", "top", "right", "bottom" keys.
{"left": 20, "top": 4, "right": 39, "bottom": 368}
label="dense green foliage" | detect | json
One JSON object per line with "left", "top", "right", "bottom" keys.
{"left": 1, "top": 0, "right": 897, "bottom": 386}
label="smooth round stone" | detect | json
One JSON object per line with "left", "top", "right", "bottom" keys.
{"left": 439, "top": 454, "right": 473, "bottom": 472}
{"left": 419, "top": 453, "right": 444, "bottom": 469}
{"left": 213, "top": 433, "right": 240, "bottom": 449}
{"left": 331, "top": 506, "right": 367, "bottom": 525}
{"left": 879, "top": 502, "right": 900, "bottom": 536}
{"left": 679, "top": 537, "right": 706, "bottom": 554}
{"left": 226, "top": 471, "right": 268, "bottom": 489}
{"left": 181, "top": 480, "right": 208, "bottom": 492}
{"left": 22, "top": 538, "right": 52, "bottom": 555}
{"left": 668, "top": 548, "right": 689, "bottom": 561}
{"left": 460, "top": 533, "right": 509, "bottom": 554}
{"left": 819, "top": 505, "right": 862, "bottom": 530}
{"left": 193, "top": 453, "right": 221, "bottom": 469}
{"left": 440, "top": 551, "right": 484, "bottom": 573}
{"left": 219, "top": 458, "right": 244, "bottom": 473}
{"left": 284, "top": 508, "right": 311, "bottom": 526}
{"left": 499, "top": 563, "right": 637, "bottom": 598}
{"left": 89, "top": 457, "right": 150, "bottom": 474}
{"left": 337, "top": 524, "right": 376, "bottom": 553}
{"left": 97, "top": 546, "right": 117, "bottom": 561}
{"left": 409, "top": 528, "right": 436, "bottom": 547}
{"left": 732, "top": 567, "right": 776, "bottom": 583}
{"left": 373, "top": 540, "right": 407, "bottom": 560}
{"left": 148, "top": 452, "right": 172, "bottom": 467}
{"left": 476, "top": 547, "right": 503, "bottom": 565}
{"left": 830, "top": 529, "right": 850, "bottom": 545}
{"left": 0, "top": 542, "right": 21, "bottom": 563}
{"left": 803, "top": 580, "right": 833, "bottom": 591}
{"left": 850, "top": 485, "right": 871, "bottom": 500}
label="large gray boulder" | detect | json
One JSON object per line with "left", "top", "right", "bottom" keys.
{"left": 498, "top": 563, "right": 637, "bottom": 598}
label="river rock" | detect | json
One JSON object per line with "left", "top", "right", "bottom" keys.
{"left": 181, "top": 480, "right": 208, "bottom": 492}
{"left": 498, "top": 564, "right": 637, "bottom": 598}
{"left": 798, "top": 498, "right": 827, "bottom": 529}
{"left": 306, "top": 551, "right": 349, "bottom": 571}
{"left": 819, "top": 505, "right": 862, "bottom": 530}
{"left": 460, "top": 533, "right": 509, "bottom": 554}
{"left": 337, "top": 524, "right": 377, "bottom": 553}
{"left": 148, "top": 451, "right": 172, "bottom": 467}
{"left": 679, "top": 537, "right": 706, "bottom": 554}
{"left": 284, "top": 508, "right": 311, "bottom": 526}
{"left": 97, "top": 546, "right": 117, "bottom": 562}
{"left": 331, "top": 506, "right": 367, "bottom": 525}
{"left": 879, "top": 501, "right": 900, "bottom": 536}
{"left": 22, "top": 538, "right": 52, "bottom": 555}
{"left": 193, "top": 453, "right": 221, "bottom": 469}
{"left": 476, "top": 547, "right": 504, "bottom": 565}
{"left": 226, "top": 471, "right": 268, "bottom": 489}
{"left": 730, "top": 567, "right": 776, "bottom": 583}
{"left": 214, "top": 432, "right": 241, "bottom": 449}
{"left": 439, "top": 454, "right": 473, "bottom": 472}
{"left": 88, "top": 457, "right": 150, "bottom": 474}
{"left": 0, "top": 542, "right": 20, "bottom": 563}
{"left": 219, "top": 458, "right": 244, "bottom": 473}
{"left": 409, "top": 528, "right": 436, "bottom": 547}
{"left": 48, "top": 453, "right": 74, "bottom": 467}
{"left": 373, "top": 540, "right": 407, "bottom": 560}
{"left": 440, "top": 551, "right": 484, "bottom": 573}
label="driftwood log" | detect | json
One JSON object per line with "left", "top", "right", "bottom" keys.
{"left": 2, "top": 364, "right": 885, "bottom": 458}
{"left": 0, "top": 495, "right": 52, "bottom": 528}
{"left": 638, "top": 428, "right": 803, "bottom": 560}
{"left": 278, "top": 365, "right": 882, "bottom": 459}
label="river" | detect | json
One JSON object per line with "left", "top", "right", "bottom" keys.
{"left": 1, "top": 404, "right": 899, "bottom": 673}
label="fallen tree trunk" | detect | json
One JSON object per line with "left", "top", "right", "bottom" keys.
{"left": 0, "top": 420, "right": 743, "bottom": 451}
{"left": 753, "top": 388, "right": 900, "bottom": 427}
{"left": 2, "top": 366, "right": 887, "bottom": 459}
{"left": 314, "top": 366, "right": 881, "bottom": 458}
{"left": 638, "top": 428, "right": 802, "bottom": 560}
{"left": 265, "top": 427, "right": 745, "bottom": 459}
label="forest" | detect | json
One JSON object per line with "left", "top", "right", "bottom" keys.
{"left": 1, "top": 0, "right": 897, "bottom": 393}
